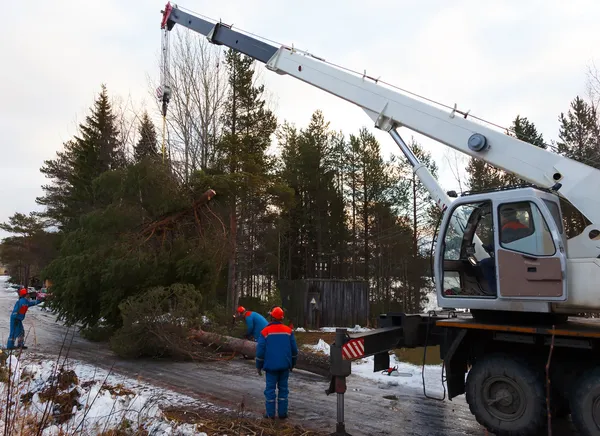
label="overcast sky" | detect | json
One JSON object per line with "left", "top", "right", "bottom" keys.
{"left": 2, "top": 0, "right": 600, "bottom": 240}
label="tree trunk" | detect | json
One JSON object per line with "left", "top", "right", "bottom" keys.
{"left": 227, "top": 202, "right": 238, "bottom": 314}
{"left": 188, "top": 329, "right": 330, "bottom": 377}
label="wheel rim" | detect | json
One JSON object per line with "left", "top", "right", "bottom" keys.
{"left": 482, "top": 376, "right": 527, "bottom": 422}
{"left": 592, "top": 396, "right": 600, "bottom": 429}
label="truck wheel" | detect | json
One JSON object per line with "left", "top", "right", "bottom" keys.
{"left": 465, "top": 353, "right": 546, "bottom": 436}
{"left": 570, "top": 367, "right": 600, "bottom": 436}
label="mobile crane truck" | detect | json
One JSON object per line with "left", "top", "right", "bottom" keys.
{"left": 160, "top": 4, "right": 600, "bottom": 435}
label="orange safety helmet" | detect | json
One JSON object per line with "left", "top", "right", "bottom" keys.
{"left": 236, "top": 306, "right": 246, "bottom": 314}
{"left": 270, "top": 306, "right": 284, "bottom": 320}
{"left": 18, "top": 288, "right": 27, "bottom": 297}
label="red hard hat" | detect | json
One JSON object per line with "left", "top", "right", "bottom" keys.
{"left": 18, "top": 288, "right": 27, "bottom": 297}
{"left": 236, "top": 306, "right": 246, "bottom": 314}
{"left": 271, "top": 306, "right": 284, "bottom": 320}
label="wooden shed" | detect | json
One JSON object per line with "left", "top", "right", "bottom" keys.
{"left": 277, "top": 279, "right": 369, "bottom": 329}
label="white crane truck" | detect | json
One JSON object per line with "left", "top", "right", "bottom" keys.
{"left": 160, "top": 4, "right": 600, "bottom": 435}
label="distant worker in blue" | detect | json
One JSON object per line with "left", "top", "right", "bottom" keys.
{"left": 7, "top": 288, "right": 43, "bottom": 349}
{"left": 256, "top": 306, "right": 298, "bottom": 419}
{"left": 236, "top": 306, "right": 268, "bottom": 341}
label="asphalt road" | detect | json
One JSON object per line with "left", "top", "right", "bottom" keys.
{"left": 0, "top": 288, "right": 579, "bottom": 436}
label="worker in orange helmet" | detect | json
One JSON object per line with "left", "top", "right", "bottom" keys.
{"left": 256, "top": 306, "right": 298, "bottom": 419}
{"left": 7, "top": 288, "right": 42, "bottom": 349}
{"left": 235, "top": 306, "right": 268, "bottom": 341}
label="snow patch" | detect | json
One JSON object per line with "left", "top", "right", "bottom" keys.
{"left": 318, "top": 325, "right": 371, "bottom": 333}
{"left": 303, "top": 339, "right": 331, "bottom": 355}
{"left": 294, "top": 327, "right": 306, "bottom": 332}
{"left": 304, "top": 336, "right": 447, "bottom": 396}
{"left": 0, "top": 355, "right": 225, "bottom": 435}
{"left": 350, "top": 354, "right": 446, "bottom": 396}
{"left": 421, "top": 290, "right": 441, "bottom": 313}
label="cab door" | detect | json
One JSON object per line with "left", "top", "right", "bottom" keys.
{"left": 495, "top": 199, "right": 567, "bottom": 301}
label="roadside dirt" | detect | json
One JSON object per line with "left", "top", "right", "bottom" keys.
{"left": 164, "top": 405, "right": 326, "bottom": 435}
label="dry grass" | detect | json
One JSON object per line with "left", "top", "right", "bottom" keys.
{"left": 101, "top": 383, "right": 136, "bottom": 397}
{"left": 293, "top": 332, "right": 335, "bottom": 348}
{"left": 163, "top": 406, "right": 327, "bottom": 436}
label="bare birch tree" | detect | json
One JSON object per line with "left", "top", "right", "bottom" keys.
{"left": 111, "top": 93, "right": 142, "bottom": 163}
{"left": 149, "top": 28, "right": 228, "bottom": 181}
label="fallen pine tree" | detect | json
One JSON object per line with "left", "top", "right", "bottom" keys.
{"left": 188, "top": 329, "right": 331, "bottom": 377}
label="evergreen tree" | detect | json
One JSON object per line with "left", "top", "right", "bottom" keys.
{"left": 556, "top": 96, "right": 600, "bottom": 236}
{"left": 42, "top": 158, "right": 224, "bottom": 329}
{"left": 347, "top": 128, "right": 394, "bottom": 280}
{"left": 0, "top": 212, "right": 58, "bottom": 287}
{"left": 36, "top": 85, "right": 126, "bottom": 230}
{"left": 278, "top": 111, "right": 348, "bottom": 280}
{"left": 466, "top": 158, "right": 504, "bottom": 192}
{"left": 212, "top": 50, "right": 281, "bottom": 312}
{"left": 392, "top": 139, "right": 437, "bottom": 312}
{"left": 557, "top": 96, "right": 600, "bottom": 168}
{"left": 134, "top": 111, "right": 159, "bottom": 162}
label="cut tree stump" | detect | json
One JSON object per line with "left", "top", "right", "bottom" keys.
{"left": 188, "top": 329, "right": 330, "bottom": 377}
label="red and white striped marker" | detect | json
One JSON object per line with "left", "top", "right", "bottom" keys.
{"left": 342, "top": 338, "right": 365, "bottom": 360}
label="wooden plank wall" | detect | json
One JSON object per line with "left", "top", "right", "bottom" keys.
{"left": 278, "top": 279, "right": 369, "bottom": 327}
{"left": 278, "top": 280, "right": 308, "bottom": 327}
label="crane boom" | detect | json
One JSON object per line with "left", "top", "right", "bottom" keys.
{"left": 161, "top": 4, "right": 600, "bottom": 253}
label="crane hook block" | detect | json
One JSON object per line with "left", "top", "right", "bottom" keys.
{"left": 468, "top": 133, "right": 488, "bottom": 152}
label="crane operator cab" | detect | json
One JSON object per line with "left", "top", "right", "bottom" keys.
{"left": 434, "top": 187, "right": 568, "bottom": 314}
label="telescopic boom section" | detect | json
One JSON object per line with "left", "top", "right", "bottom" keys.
{"left": 161, "top": 3, "right": 600, "bottom": 229}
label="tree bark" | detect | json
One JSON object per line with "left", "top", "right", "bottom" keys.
{"left": 188, "top": 329, "right": 330, "bottom": 377}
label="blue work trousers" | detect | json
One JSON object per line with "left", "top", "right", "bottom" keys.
{"left": 7, "top": 315, "right": 24, "bottom": 349}
{"left": 264, "top": 370, "right": 290, "bottom": 418}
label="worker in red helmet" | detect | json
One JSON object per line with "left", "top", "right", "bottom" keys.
{"left": 7, "top": 288, "right": 42, "bottom": 349}
{"left": 269, "top": 305, "right": 294, "bottom": 330}
{"left": 256, "top": 306, "right": 298, "bottom": 419}
{"left": 235, "top": 306, "right": 268, "bottom": 341}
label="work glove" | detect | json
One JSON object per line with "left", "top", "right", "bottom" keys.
{"left": 257, "top": 368, "right": 263, "bottom": 376}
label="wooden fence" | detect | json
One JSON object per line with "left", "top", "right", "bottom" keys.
{"left": 277, "top": 279, "right": 369, "bottom": 329}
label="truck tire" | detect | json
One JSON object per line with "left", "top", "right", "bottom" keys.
{"left": 465, "top": 353, "right": 546, "bottom": 436}
{"left": 570, "top": 367, "right": 600, "bottom": 436}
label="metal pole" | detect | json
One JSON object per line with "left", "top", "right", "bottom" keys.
{"left": 389, "top": 129, "right": 419, "bottom": 168}
{"left": 337, "top": 391, "right": 345, "bottom": 425}
{"left": 328, "top": 328, "right": 352, "bottom": 436}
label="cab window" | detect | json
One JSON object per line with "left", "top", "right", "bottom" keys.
{"left": 498, "top": 201, "right": 555, "bottom": 256}
{"left": 443, "top": 201, "right": 493, "bottom": 262}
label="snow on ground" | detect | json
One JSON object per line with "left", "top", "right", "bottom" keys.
{"left": 303, "top": 338, "right": 331, "bottom": 355}
{"left": 295, "top": 325, "right": 371, "bottom": 333}
{"left": 319, "top": 325, "right": 370, "bottom": 333}
{"left": 0, "top": 276, "right": 14, "bottom": 293}
{"left": 0, "top": 353, "right": 222, "bottom": 435}
{"left": 421, "top": 290, "right": 442, "bottom": 313}
{"left": 302, "top": 336, "right": 447, "bottom": 396}
{"left": 350, "top": 354, "right": 447, "bottom": 396}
